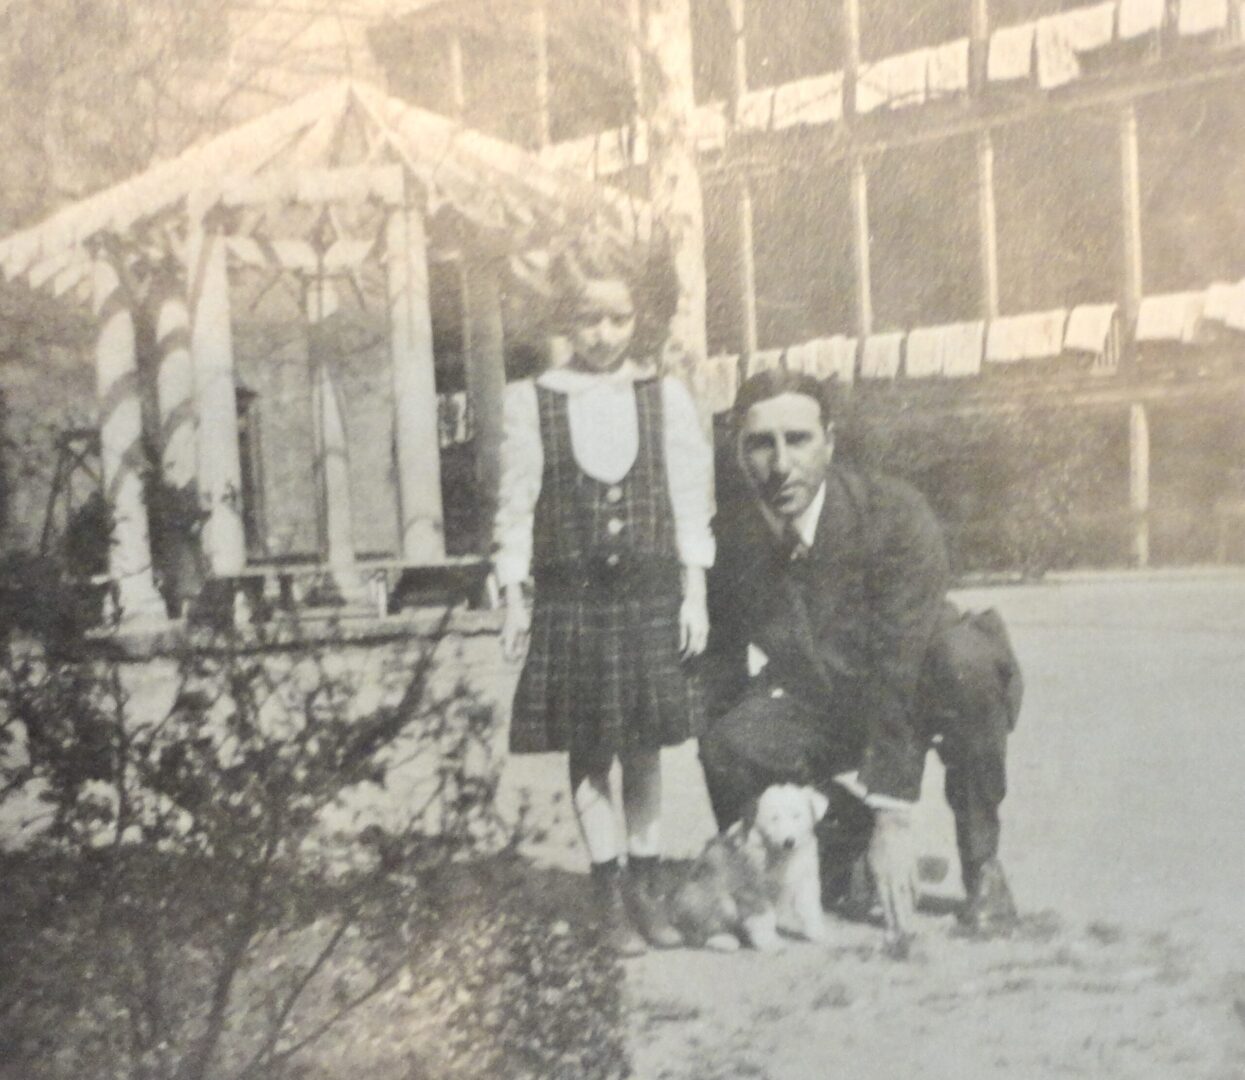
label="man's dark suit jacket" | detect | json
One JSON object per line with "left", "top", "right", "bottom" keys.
{"left": 704, "top": 462, "right": 952, "bottom": 802}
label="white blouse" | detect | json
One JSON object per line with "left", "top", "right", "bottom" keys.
{"left": 493, "top": 361, "right": 716, "bottom": 587}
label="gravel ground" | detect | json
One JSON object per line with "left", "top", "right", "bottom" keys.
{"left": 499, "top": 568, "right": 1245, "bottom": 1080}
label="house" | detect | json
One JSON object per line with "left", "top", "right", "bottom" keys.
{"left": 368, "top": 0, "right": 1245, "bottom": 569}
{"left": 5, "top": 0, "right": 1245, "bottom": 630}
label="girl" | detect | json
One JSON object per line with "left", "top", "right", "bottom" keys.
{"left": 493, "top": 241, "right": 714, "bottom": 955}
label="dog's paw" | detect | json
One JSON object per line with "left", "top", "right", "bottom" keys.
{"left": 705, "top": 932, "right": 742, "bottom": 953}
{"left": 802, "top": 921, "right": 830, "bottom": 945}
{"left": 749, "top": 931, "right": 786, "bottom": 952}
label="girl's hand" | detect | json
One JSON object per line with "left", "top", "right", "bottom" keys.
{"left": 500, "top": 586, "right": 531, "bottom": 663}
{"left": 679, "top": 566, "right": 709, "bottom": 659}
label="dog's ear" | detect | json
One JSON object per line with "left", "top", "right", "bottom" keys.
{"left": 807, "top": 787, "right": 830, "bottom": 823}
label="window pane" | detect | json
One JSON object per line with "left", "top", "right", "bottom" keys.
{"left": 547, "top": 0, "right": 634, "bottom": 141}
{"left": 995, "top": 111, "right": 1121, "bottom": 312}
{"left": 1140, "top": 80, "right": 1245, "bottom": 292}
{"left": 752, "top": 142, "right": 855, "bottom": 346}
{"left": 870, "top": 135, "right": 979, "bottom": 328}
{"left": 860, "top": 0, "right": 968, "bottom": 61}
{"left": 745, "top": 0, "right": 844, "bottom": 88}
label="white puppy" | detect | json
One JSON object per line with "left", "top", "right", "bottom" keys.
{"left": 673, "top": 783, "right": 830, "bottom": 951}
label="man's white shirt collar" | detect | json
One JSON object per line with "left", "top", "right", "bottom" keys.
{"left": 791, "top": 481, "right": 827, "bottom": 549}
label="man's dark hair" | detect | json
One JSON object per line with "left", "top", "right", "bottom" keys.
{"left": 733, "top": 368, "right": 837, "bottom": 426}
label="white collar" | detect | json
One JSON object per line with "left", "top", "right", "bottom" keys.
{"left": 537, "top": 358, "right": 656, "bottom": 393}
{"left": 791, "top": 482, "right": 827, "bottom": 549}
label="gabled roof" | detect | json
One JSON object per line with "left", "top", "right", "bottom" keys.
{"left": 0, "top": 79, "right": 646, "bottom": 289}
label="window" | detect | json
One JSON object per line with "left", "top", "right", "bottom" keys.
{"left": 995, "top": 111, "right": 1122, "bottom": 312}
{"left": 745, "top": 0, "right": 844, "bottom": 87}
{"left": 692, "top": 0, "right": 735, "bottom": 103}
{"left": 989, "top": 0, "right": 1105, "bottom": 26}
{"left": 751, "top": 142, "right": 855, "bottom": 346}
{"left": 461, "top": 11, "right": 544, "bottom": 147}
{"left": 547, "top": 0, "right": 634, "bottom": 141}
{"left": 377, "top": 24, "right": 457, "bottom": 117}
{"left": 860, "top": 0, "right": 968, "bottom": 62}
{"left": 870, "top": 135, "right": 979, "bottom": 329}
{"left": 1140, "top": 80, "right": 1245, "bottom": 292}
{"left": 704, "top": 181, "right": 745, "bottom": 355}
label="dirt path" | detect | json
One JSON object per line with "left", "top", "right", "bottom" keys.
{"left": 628, "top": 910, "right": 1245, "bottom": 1080}
{"left": 502, "top": 569, "right": 1245, "bottom": 1079}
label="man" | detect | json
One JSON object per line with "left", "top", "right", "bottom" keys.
{"left": 699, "top": 369, "right": 1023, "bottom": 949}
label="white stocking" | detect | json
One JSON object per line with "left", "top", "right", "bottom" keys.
{"left": 573, "top": 771, "right": 618, "bottom": 865}
{"left": 621, "top": 748, "right": 662, "bottom": 859}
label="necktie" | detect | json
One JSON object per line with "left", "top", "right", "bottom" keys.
{"left": 781, "top": 523, "right": 809, "bottom": 563}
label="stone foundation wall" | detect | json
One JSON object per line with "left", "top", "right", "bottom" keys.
{"left": 0, "top": 611, "right": 519, "bottom": 849}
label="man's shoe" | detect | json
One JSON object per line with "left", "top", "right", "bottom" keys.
{"left": 959, "top": 857, "right": 1018, "bottom": 935}
{"left": 591, "top": 860, "right": 647, "bottom": 957}
{"left": 626, "top": 857, "right": 683, "bottom": 950}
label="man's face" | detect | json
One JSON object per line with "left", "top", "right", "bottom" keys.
{"left": 739, "top": 392, "right": 833, "bottom": 521}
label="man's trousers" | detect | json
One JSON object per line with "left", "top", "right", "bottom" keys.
{"left": 698, "top": 607, "right": 1023, "bottom": 888}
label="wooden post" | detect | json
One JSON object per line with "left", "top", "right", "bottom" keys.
{"left": 728, "top": 0, "right": 758, "bottom": 363}
{"left": 306, "top": 277, "right": 363, "bottom": 597}
{"left": 532, "top": 0, "right": 551, "bottom": 146}
{"left": 386, "top": 201, "right": 447, "bottom": 563}
{"left": 845, "top": 0, "right": 862, "bottom": 112}
{"left": 736, "top": 181, "right": 760, "bottom": 362}
{"left": 969, "top": 0, "right": 990, "bottom": 91}
{"left": 977, "top": 129, "right": 1000, "bottom": 320}
{"left": 188, "top": 225, "right": 248, "bottom": 577}
{"left": 643, "top": 0, "right": 709, "bottom": 387}
{"left": 153, "top": 273, "right": 196, "bottom": 490}
{"left": 92, "top": 254, "right": 166, "bottom": 621}
{"left": 1129, "top": 401, "right": 1150, "bottom": 567}
{"left": 628, "top": 0, "right": 645, "bottom": 115}
{"left": 850, "top": 155, "right": 874, "bottom": 338}
{"left": 462, "top": 256, "right": 506, "bottom": 550}
{"left": 448, "top": 28, "right": 466, "bottom": 121}
{"left": 1119, "top": 103, "right": 1144, "bottom": 330}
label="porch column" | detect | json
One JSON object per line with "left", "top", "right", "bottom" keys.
{"left": 729, "top": 0, "right": 759, "bottom": 365}
{"left": 977, "top": 130, "right": 1000, "bottom": 319}
{"left": 1119, "top": 103, "right": 1144, "bottom": 330}
{"left": 448, "top": 29, "right": 466, "bottom": 121}
{"left": 850, "top": 155, "right": 874, "bottom": 338}
{"left": 845, "top": 0, "right": 862, "bottom": 112}
{"left": 644, "top": 0, "right": 709, "bottom": 381}
{"left": 462, "top": 256, "right": 506, "bottom": 548}
{"left": 532, "top": 0, "right": 551, "bottom": 146}
{"left": 307, "top": 278, "right": 364, "bottom": 596}
{"left": 386, "top": 200, "right": 446, "bottom": 562}
{"left": 1129, "top": 401, "right": 1150, "bottom": 567}
{"left": 154, "top": 272, "right": 196, "bottom": 489}
{"left": 92, "top": 253, "right": 165, "bottom": 620}
{"left": 969, "top": 0, "right": 990, "bottom": 90}
{"left": 736, "top": 180, "right": 759, "bottom": 362}
{"left": 188, "top": 224, "right": 247, "bottom": 576}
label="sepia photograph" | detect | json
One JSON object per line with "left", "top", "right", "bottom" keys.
{"left": 0, "top": 0, "right": 1244, "bottom": 1077}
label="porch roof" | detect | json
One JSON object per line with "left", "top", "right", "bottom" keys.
{"left": 0, "top": 79, "right": 646, "bottom": 289}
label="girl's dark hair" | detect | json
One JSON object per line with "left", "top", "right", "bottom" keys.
{"left": 548, "top": 230, "right": 679, "bottom": 359}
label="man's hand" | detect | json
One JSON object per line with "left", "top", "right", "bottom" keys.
{"left": 499, "top": 584, "right": 530, "bottom": 663}
{"left": 679, "top": 566, "right": 709, "bottom": 658}
{"left": 867, "top": 806, "right": 918, "bottom": 953}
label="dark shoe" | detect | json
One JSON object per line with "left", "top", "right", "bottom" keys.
{"left": 626, "top": 857, "right": 683, "bottom": 949}
{"left": 960, "top": 858, "right": 1018, "bottom": 936}
{"left": 591, "top": 860, "right": 647, "bottom": 957}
